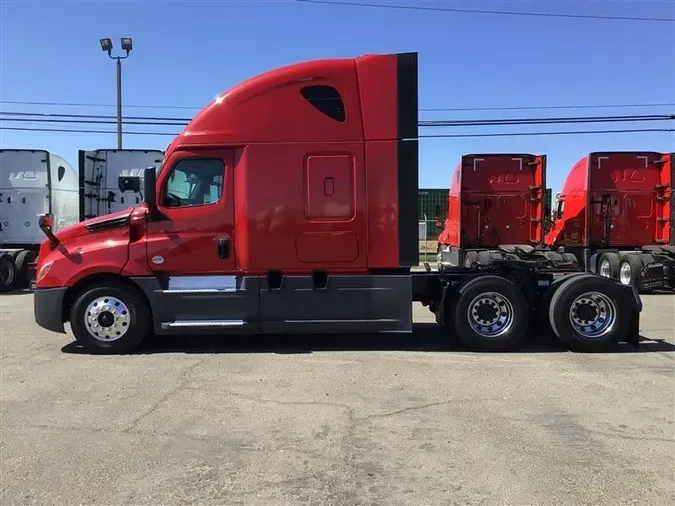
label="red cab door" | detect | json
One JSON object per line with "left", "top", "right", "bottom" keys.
{"left": 146, "top": 149, "right": 235, "bottom": 274}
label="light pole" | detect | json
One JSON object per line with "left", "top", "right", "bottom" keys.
{"left": 100, "top": 37, "right": 133, "bottom": 149}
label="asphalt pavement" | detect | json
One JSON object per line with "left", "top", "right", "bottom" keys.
{"left": 1, "top": 291, "right": 673, "bottom": 505}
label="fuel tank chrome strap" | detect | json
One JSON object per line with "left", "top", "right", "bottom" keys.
{"left": 160, "top": 319, "right": 245, "bottom": 329}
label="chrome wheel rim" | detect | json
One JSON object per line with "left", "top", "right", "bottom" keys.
{"left": 619, "top": 262, "right": 632, "bottom": 285}
{"left": 84, "top": 296, "right": 131, "bottom": 342}
{"left": 599, "top": 259, "right": 611, "bottom": 278}
{"left": 568, "top": 291, "right": 617, "bottom": 339}
{"left": 466, "top": 291, "right": 514, "bottom": 338}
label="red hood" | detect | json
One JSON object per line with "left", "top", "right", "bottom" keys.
{"left": 51, "top": 208, "right": 135, "bottom": 244}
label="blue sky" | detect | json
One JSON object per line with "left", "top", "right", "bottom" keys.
{"left": 1, "top": 0, "right": 673, "bottom": 194}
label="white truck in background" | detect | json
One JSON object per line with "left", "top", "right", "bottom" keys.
{"left": 0, "top": 148, "right": 165, "bottom": 291}
{"left": 79, "top": 149, "right": 164, "bottom": 218}
{"left": 0, "top": 149, "right": 79, "bottom": 291}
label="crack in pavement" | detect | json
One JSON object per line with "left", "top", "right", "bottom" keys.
{"left": 356, "top": 398, "right": 508, "bottom": 421}
{"left": 121, "top": 356, "right": 211, "bottom": 433}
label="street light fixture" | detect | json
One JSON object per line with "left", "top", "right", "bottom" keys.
{"left": 100, "top": 37, "right": 133, "bottom": 149}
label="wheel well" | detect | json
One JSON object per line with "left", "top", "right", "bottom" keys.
{"left": 62, "top": 274, "right": 153, "bottom": 323}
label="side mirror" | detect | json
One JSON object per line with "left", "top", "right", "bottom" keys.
{"left": 143, "top": 167, "right": 158, "bottom": 218}
{"left": 433, "top": 204, "right": 441, "bottom": 217}
{"left": 118, "top": 175, "right": 141, "bottom": 193}
{"left": 38, "top": 214, "right": 60, "bottom": 249}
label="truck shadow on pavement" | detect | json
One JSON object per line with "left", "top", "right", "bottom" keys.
{"left": 60, "top": 323, "right": 675, "bottom": 356}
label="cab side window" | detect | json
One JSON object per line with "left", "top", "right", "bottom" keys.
{"left": 163, "top": 159, "right": 224, "bottom": 208}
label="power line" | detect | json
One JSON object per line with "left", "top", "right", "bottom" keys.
{"left": 296, "top": 0, "right": 675, "bottom": 22}
{"left": 2, "top": 125, "right": 672, "bottom": 139}
{"left": 0, "top": 126, "right": 176, "bottom": 136}
{"left": 0, "top": 100, "right": 201, "bottom": 111}
{"left": 423, "top": 114, "right": 674, "bottom": 127}
{"left": 0, "top": 111, "right": 189, "bottom": 122}
{"left": 423, "top": 103, "right": 675, "bottom": 112}
{"left": 418, "top": 128, "right": 675, "bottom": 139}
{"left": 2, "top": 99, "right": 673, "bottom": 113}
{"left": 2, "top": 111, "right": 672, "bottom": 128}
{"left": 0, "top": 118, "right": 186, "bottom": 127}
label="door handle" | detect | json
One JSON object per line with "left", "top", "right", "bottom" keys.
{"left": 216, "top": 237, "right": 230, "bottom": 259}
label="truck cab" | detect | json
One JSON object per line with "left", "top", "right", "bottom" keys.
{"left": 545, "top": 151, "right": 674, "bottom": 290}
{"left": 437, "top": 153, "right": 548, "bottom": 268}
{"left": 0, "top": 149, "right": 79, "bottom": 290}
{"left": 79, "top": 149, "right": 164, "bottom": 219}
{"left": 33, "top": 52, "right": 421, "bottom": 349}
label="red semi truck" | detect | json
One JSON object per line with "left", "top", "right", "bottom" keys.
{"left": 546, "top": 151, "right": 674, "bottom": 291}
{"left": 436, "top": 153, "right": 578, "bottom": 269}
{"left": 437, "top": 151, "right": 673, "bottom": 292}
{"left": 32, "top": 52, "right": 641, "bottom": 354}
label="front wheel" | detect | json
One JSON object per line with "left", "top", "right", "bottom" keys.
{"left": 549, "top": 274, "right": 630, "bottom": 352}
{"left": 69, "top": 281, "right": 151, "bottom": 354}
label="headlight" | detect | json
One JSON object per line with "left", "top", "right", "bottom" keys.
{"left": 35, "top": 261, "right": 53, "bottom": 284}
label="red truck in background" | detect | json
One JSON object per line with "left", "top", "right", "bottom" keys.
{"left": 546, "top": 151, "right": 674, "bottom": 291}
{"left": 32, "top": 52, "right": 642, "bottom": 354}
{"left": 437, "top": 151, "right": 673, "bottom": 292}
{"left": 436, "top": 153, "right": 578, "bottom": 269}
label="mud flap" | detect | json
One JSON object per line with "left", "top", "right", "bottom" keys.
{"left": 639, "top": 262, "right": 666, "bottom": 291}
{"left": 622, "top": 284, "right": 642, "bottom": 347}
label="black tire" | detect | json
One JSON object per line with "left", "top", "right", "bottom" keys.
{"left": 477, "top": 250, "right": 492, "bottom": 265}
{"left": 69, "top": 280, "right": 151, "bottom": 354}
{"left": 450, "top": 275, "right": 529, "bottom": 351}
{"left": 14, "top": 250, "right": 36, "bottom": 288}
{"left": 549, "top": 274, "right": 630, "bottom": 352}
{"left": 617, "top": 254, "right": 643, "bottom": 288}
{"left": 543, "top": 251, "right": 563, "bottom": 263}
{"left": 0, "top": 253, "right": 17, "bottom": 293}
{"left": 464, "top": 251, "right": 479, "bottom": 268}
{"left": 538, "top": 272, "right": 586, "bottom": 326}
{"left": 561, "top": 252, "right": 578, "bottom": 264}
{"left": 597, "top": 252, "right": 619, "bottom": 279}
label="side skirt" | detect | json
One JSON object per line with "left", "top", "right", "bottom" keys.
{"left": 131, "top": 274, "right": 413, "bottom": 335}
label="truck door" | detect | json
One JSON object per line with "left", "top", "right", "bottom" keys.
{"left": 145, "top": 149, "right": 235, "bottom": 275}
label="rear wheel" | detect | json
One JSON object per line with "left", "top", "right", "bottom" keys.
{"left": 538, "top": 272, "right": 585, "bottom": 326}
{"left": 69, "top": 280, "right": 151, "bottom": 354}
{"left": 549, "top": 274, "right": 629, "bottom": 352}
{"left": 14, "top": 250, "right": 36, "bottom": 288}
{"left": 464, "top": 251, "right": 479, "bottom": 268}
{"left": 477, "top": 251, "right": 492, "bottom": 265}
{"left": 0, "top": 254, "right": 17, "bottom": 293}
{"left": 598, "top": 252, "right": 619, "bottom": 279}
{"left": 561, "top": 252, "right": 578, "bottom": 264}
{"left": 450, "top": 275, "right": 529, "bottom": 351}
{"left": 618, "top": 254, "right": 643, "bottom": 288}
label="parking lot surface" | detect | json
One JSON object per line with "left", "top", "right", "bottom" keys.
{"left": 1, "top": 291, "right": 674, "bottom": 505}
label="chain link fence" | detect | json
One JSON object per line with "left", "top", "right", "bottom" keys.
{"left": 418, "top": 188, "right": 448, "bottom": 264}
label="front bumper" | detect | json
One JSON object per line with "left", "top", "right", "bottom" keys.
{"left": 34, "top": 287, "right": 67, "bottom": 333}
